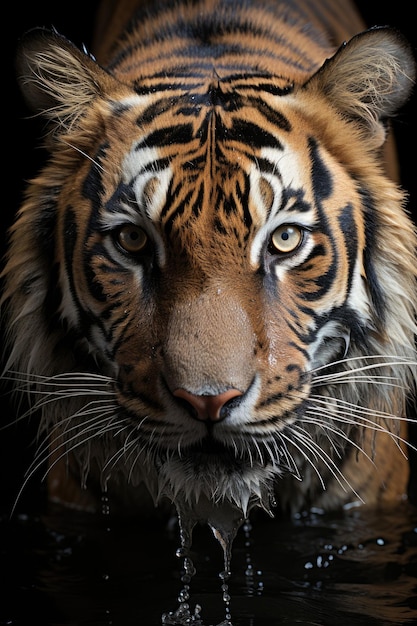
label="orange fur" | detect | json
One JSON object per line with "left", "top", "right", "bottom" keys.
{"left": 3, "top": 0, "right": 416, "bottom": 517}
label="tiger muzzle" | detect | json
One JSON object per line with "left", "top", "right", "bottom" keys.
{"left": 162, "top": 288, "right": 257, "bottom": 417}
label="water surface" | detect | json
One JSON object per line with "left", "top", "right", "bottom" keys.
{"left": 1, "top": 499, "right": 416, "bottom": 626}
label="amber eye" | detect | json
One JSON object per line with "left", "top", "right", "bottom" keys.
{"left": 270, "top": 224, "right": 303, "bottom": 254}
{"left": 116, "top": 224, "right": 148, "bottom": 254}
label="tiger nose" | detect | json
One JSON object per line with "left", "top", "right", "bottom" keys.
{"left": 173, "top": 388, "right": 243, "bottom": 422}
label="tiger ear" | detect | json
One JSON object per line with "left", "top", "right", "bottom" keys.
{"left": 304, "top": 27, "right": 416, "bottom": 145}
{"left": 15, "top": 27, "right": 119, "bottom": 132}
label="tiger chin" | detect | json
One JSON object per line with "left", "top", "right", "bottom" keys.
{"left": 2, "top": 0, "right": 417, "bottom": 526}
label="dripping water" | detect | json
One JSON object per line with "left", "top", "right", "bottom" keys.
{"left": 100, "top": 489, "right": 114, "bottom": 625}
{"left": 3, "top": 488, "right": 416, "bottom": 625}
{"left": 161, "top": 506, "right": 204, "bottom": 625}
{"left": 242, "top": 519, "right": 264, "bottom": 597}
{"left": 161, "top": 490, "right": 276, "bottom": 625}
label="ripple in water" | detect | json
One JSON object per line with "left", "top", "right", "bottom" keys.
{"left": 2, "top": 493, "right": 416, "bottom": 625}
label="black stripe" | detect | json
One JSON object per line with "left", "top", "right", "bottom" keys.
{"left": 309, "top": 137, "right": 333, "bottom": 202}
{"left": 360, "top": 187, "right": 386, "bottom": 322}
{"left": 136, "top": 123, "right": 195, "bottom": 149}
{"left": 247, "top": 97, "right": 292, "bottom": 131}
{"left": 231, "top": 119, "right": 282, "bottom": 149}
{"left": 337, "top": 203, "right": 357, "bottom": 296}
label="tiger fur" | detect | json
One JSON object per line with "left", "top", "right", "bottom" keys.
{"left": 2, "top": 0, "right": 417, "bottom": 519}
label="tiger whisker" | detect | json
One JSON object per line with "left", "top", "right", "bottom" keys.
{"left": 2, "top": 370, "right": 114, "bottom": 390}
{"left": 245, "top": 439, "right": 255, "bottom": 468}
{"left": 50, "top": 402, "right": 117, "bottom": 426}
{"left": 37, "top": 416, "right": 127, "bottom": 479}
{"left": 300, "top": 414, "right": 378, "bottom": 466}
{"left": 10, "top": 416, "right": 122, "bottom": 516}
{"left": 24, "top": 413, "right": 125, "bottom": 481}
{"left": 310, "top": 355, "right": 417, "bottom": 375}
{"left": 3, "top": 382, "right": 115, "bottom": 424}
{"left": 127, "top": 438, "right": 149, "bottom": 483}
{"left": 44, "top": 418, "right": 128, "bottom": 473}
{"left": 314, "top": 376, "right": 408, "bottom": 389}
{"left": 250, "top": 436, "right": 266, "bottom": 467}
{"left": 262, "top": 438, "right": 280, "bottom": 468}
{"left": 22, "top": 402, "right": 119, "bottom": 463}
{"left": 279, "top": 429, "right": 327, "bottom": 491}
{"left": 102, "top": 432, "right": 139, "bottom": 475}
{"left": 1, "top": 391, "right": 114, "bottom": 432}
{"left": 175, "top": 427, "right": 188, "bottom": 460}
{"left": 304, "top": 408, "right": 414, "bottom": 457}
{"left": 307, "top": 393, "right": 416, "bottom": 435}
{"left": 42, "top": 405, "right": 121, "bottom": 446}
{"left": 275, "top": 434, "right": 303, "bottom": 480}
{"left": 309, "top": 393, "right": 412, "bottom": 421}
{"left": 230, "top": 437, "right": 240, "bottom": 460}
{"left": 61, "top": 139, "right": 106, "bottom": 171}
{"left": 281, "top": 425, "right": 364, "bottom": 502}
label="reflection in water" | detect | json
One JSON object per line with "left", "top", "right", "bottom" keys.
{"left": 1, "top": 500, "right": 417, "bottom": 625}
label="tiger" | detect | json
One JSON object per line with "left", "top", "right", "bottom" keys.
{"left": 2, "top": 0, "right": 416, "bottom": 526}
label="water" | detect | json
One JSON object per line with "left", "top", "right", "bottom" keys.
{"left": 1, "top": 498, "right": 416, "bottom": 625}
{"left": 161, "top": 495, "right": 248, "bottom": 625}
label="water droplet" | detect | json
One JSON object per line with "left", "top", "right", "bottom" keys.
{"left": 222, "top": 591, "right": 231, "bottom": 603}
{"left": 161, "top": 494, "right": 256, "bottom": 625}
{"left": 178, "top": 587, "right": 190, "bottom": 603}
{"left": 101, "top": 495, "right": 110, "bottom": 517}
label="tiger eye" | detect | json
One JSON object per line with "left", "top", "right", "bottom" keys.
{"left": 270, "top": 224, "right": 303, "bottom": 254}
{"left": 117, "top": 225, "right": 148, "bottom": 253}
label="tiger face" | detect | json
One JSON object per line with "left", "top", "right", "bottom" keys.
{"left": 63, "top": 88, "right": 373, "bottom": 509}
{"left": 3, "top": 0, "right": 417, "bottom": 518}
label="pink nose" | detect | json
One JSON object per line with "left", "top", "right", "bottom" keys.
{"left": 173, "top": 388, "right": 243, "bottom": 422}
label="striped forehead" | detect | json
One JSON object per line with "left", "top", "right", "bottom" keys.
{"left": 117, "top": 138, "right": 313, "bottom": 208}
{"left": 121, "top": 144, "right": 172, "bottom": 221}
{"left": 117, "top": 125, "right": 315, "bottom": 211}
{"left": 101, "top": 95, "right": 337, "bottom": 266}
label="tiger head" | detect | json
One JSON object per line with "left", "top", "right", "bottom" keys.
{"left": 3, "top": 22, "right": 416, "bottom": 519}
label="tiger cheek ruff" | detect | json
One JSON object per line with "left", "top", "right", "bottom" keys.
{"left": 3, "top": 0, "right": 416, "bottom": 525}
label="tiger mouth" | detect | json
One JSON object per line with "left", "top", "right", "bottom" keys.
{"left": 158, "top": 436, "right": 269, "bottom": 471}
{"left": 153, "top": 435, "right": 281, "bottom": 516}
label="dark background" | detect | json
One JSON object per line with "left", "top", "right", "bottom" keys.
{"left": 2, "top": 2, "right": 417, "bottom": 513}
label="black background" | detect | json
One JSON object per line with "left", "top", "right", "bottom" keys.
{"left": 2, "top": 2, "right": 417, "bottom": 513}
